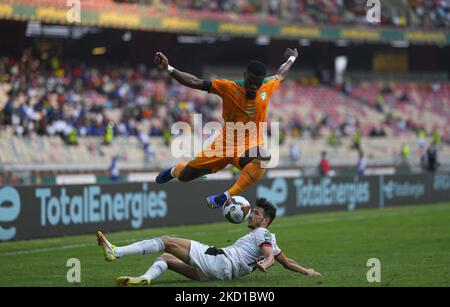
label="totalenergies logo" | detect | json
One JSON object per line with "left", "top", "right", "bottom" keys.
{"left": 0, "top": 186, "right": 21, "bottom": 241}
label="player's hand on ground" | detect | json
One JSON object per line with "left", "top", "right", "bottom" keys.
{"left": 255, "top": 260, "right": 268, "bottom": 272}
{"left": 284, "top": 48, "right": 298, "bottom": 60}
{"left": 154, "top": 52, "right": 169, "bottom": 70}
{"left": 304, "top": 268, "right": 321, "bottom": 276}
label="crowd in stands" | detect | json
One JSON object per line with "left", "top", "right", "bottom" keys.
{"left": 1, "top": 51, "right": 449, "bottom": 158}
{"left": 113, "top": 0, "right": 450, "bottom": 28}
{"left": 348, "top": 80, "right": 449, "bottom": 143}
{"left": 8, "top": 0, "right": 449, "bottom": 29}
{"left": 0, "top": 51, "right": 219, "bottom": 147}
{"left": 408, "top": 0, "right": 450, "bottom": 28}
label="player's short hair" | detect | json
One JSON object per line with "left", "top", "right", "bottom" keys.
{"left": 246, "top": 60, "right": 266, "bottom": 77}
{"left": 256, "top": 198, "right": 276, "bottom": 226}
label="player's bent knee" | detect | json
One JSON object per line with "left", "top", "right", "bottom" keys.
{"left": 179, "top": 165, "right": 212, "bottom": 182}
{"left": 257, "top": 147, "right": 271, "bottom": 161}
{"left": 178, "top": 168, "right": 199, "bottom": 182}
{"left": 239, "top": 147, "right": 271, "bottom": 168}
{"left": 178, "top": 173, "right": 194, "bottom": 182}
{"left": 160, "top": 236, "right": 173, "bottom": 248}
{"left": 161, "top": 236, "right": 184, "bottom": 252}
{"left": 239, "top": 156, "right": 256, "bottom": 169}
{"left": 160, "top": 253, "right": 176, "bottom": 263}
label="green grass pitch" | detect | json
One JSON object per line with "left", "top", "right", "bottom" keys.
{"left": 1, "top": 202, "right": 449, "bottom": 287}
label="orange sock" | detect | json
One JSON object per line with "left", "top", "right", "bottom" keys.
{"left": 228, "top": 160, "right": 265, "bottom": 196}
{"left": 172, "top": 162, "right": 187, "bottom": 178}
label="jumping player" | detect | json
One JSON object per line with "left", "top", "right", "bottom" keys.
{"left": 154, "top": 48, "right": 299, "bottom": 208}
{"left": 97, "top": 198, "right": 320, "bottom": 286}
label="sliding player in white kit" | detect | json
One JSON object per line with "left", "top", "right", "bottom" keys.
{"left": 97, "top": 198, "right": 320, "bottom": 286}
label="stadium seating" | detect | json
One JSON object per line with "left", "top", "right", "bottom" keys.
{"left": 3, "top": 126, "right": 450, "bottom": 169}
{"left": 351, "top": 82, "right": 450, "bottom": 137}
{"left": 2, "top": 51, "right": 449, "bottom": 169}
{"left": 7, "top": 0, "right": 449, "bottom": 28}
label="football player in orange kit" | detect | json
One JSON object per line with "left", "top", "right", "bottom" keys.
{"left": 154, "top": 48, "right": 298, "bottom": 208}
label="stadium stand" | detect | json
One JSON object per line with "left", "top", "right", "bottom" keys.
{"left": 0, "top": 0, "right": 449, "bottom": 184}
{"left": 1, "top": 51, "right": 449, "bottom": 169}
{"left": 6, "top": 0, "right": 450, "bottom": 28}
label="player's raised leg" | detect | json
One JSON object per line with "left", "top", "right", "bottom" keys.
{"left": 97, "top": 231, "right": 118, "bottom": 262}
{"left": 97, "top": 231, "right": 164, "bottom": 261}
{"left": 177, "top": 165, "right": 212, "bottom": 182}
{"left": 156, "top": 162, "right": 212, "bottom": 183}
{"left": 207, "top": 148, "right": 268, "bottom": 208}
{"left": 97, "top": 232, "right": 192, "bottom": 262}
{"left": 155, "top": 161, "right": 186, "bottom": 184}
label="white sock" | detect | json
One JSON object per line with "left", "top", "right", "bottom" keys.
{"left": 142, "top": 258, "right": 168, "bottom": 281}
{"left": 224, "top": 191, "right": 231, "bottom": 199}
{"left": 170, "top": 166, "right": 176, "bottom": 177}
{"left": 115, "top": 238, "right": 164, "bottom": 257}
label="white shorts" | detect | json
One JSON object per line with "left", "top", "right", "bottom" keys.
{"left": 189, "top": 241, "right": 234, "bottom": 281}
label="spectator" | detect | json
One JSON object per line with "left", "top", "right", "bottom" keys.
{"left": 343, "top": 76, "right": 352, "bottom": 95}
{"left": 375, "top": 94, "right": 384, "bottom": 113}
{"left": 399, "top": 91, "right": 410, "bottom": 103}
{"left": 357, "top": 149, "right": 367, "bottom": 177}
{"left": 417, "top": 129, "right": 426, "bottom": 150}
{"left": 381, "top": 84, "right": 393, "bottom": 95}
{"left": 369, "top": 125, "right": 387, "bottom": 137}
{"left": 143, "top": 142, "right": 155, "bottom": 163}
{"left": 401, "top": 143, "right": 410, "bottom": 165}
{"left": 289, "top": 143, "right": 300, "bottom": 163}
{"left": 104, "top": 122, "right": 114, "bottom": 145}
{"left": 138, "top": 130, "right": 155, "bottom": 163}
{"left": 421, "top": 142, "right": 440, "bottom": 172}
{"left": 352, "top": 129, "right": 362, "bottom": 150}
{"left": 109, "top": 156, "right": 120, "bottom": 182}
{"left": 66, "top": 127, "right": 78, "bottom": 146}
{"left": 432, "top": 128, "right": 441, "bottom": 145}
{"left": 329, "top": 128, "right": 342, "bottom": 146}
{"left": 319, "top": 151, "right": 330, "bottom": 177}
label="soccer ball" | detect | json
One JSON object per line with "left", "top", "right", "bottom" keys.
{"left": 222, "top": 196, "right": 251, "bottom": 224}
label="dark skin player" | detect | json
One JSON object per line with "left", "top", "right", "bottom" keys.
{"left": 154, "top": 48, "right": 299, "bottom": 182}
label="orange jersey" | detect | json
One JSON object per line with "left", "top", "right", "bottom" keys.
{"left": 210, "top": 77, "right": 282, "bottom": 124}
{"left": 203, "top": 76, "right": 282, "bottom": 157}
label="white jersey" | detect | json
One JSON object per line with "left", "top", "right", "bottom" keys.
{"left": 222, "top": 227, "right": 281, "bottom": 279}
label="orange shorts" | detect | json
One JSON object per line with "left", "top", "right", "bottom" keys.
{"left": 187, "top": 155, "right": 241, "bottom": 173}
{"left": 187, "top": 144, "right": 267, "bottom": 173}
{"left": 188, "top": 131, "right": 265, "bottom": 173}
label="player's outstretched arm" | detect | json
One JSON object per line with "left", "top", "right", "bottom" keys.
{"left": 254, "top": 245, "right": 275, "bottom": 273}
{"left": 274, "top": 48, "right": 299, "bottom": 80}
{"left": 154, "top": 52, "right": 207, "bottom": 90}
{"left": 275, "top": 252, "right": 321, "bottom": 276}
